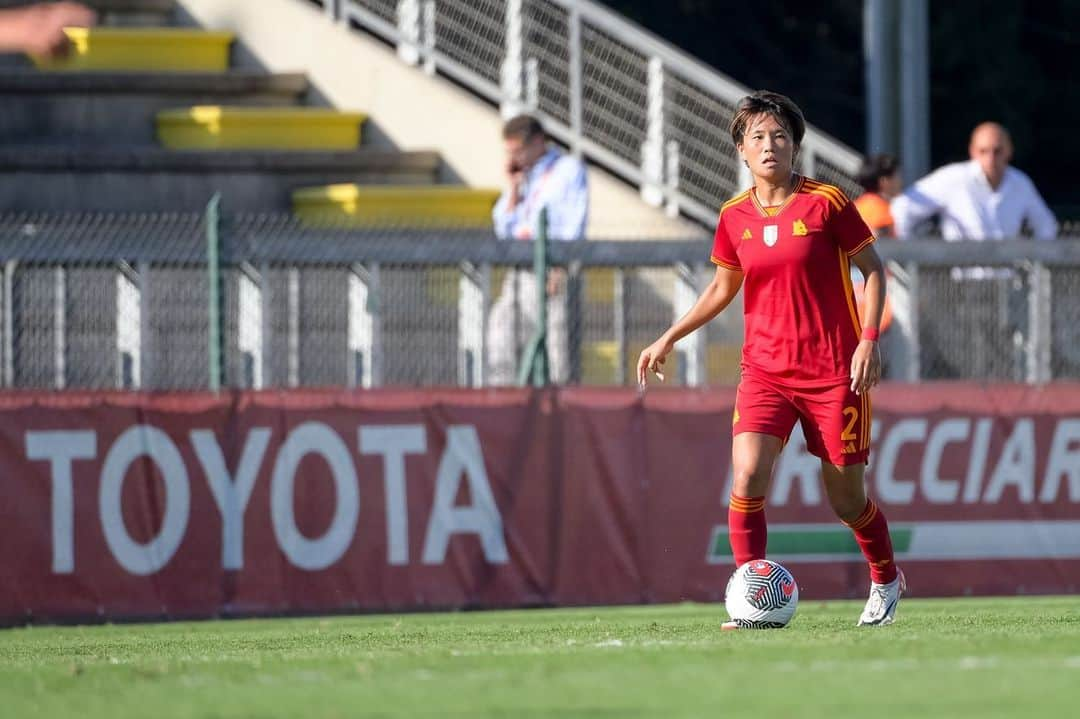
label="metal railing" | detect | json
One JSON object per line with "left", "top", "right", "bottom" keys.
{"left": 309, "top": 0, "right": 865, "bottom": 225}
{"left": 3, "top": 210, "right": 1080, "bottom": 391}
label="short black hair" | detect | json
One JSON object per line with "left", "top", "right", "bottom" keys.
{"left": 729, "top": 91, "right": 806, "bottom": 148}
{"left": 857, "top": 153, "right": 901, "bottom": 191}
{"left": 502, "top": 114, "right": 545, "bottom": 141}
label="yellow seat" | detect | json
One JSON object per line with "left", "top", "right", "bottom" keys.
{"left": 31, "top": 28, "right": 233, "bottom": 72}
{"left": 293, "top": 185, "right": 500, "bottom": 227}
{"left": 157, "top": 107, "right": 367, "bottom": 150}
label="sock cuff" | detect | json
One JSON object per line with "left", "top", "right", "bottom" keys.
{"left": 844, "top": 499, "right": 878, "bottom": 530}
{"left": 729, "top": 494, "right": 766, "bottom": 514}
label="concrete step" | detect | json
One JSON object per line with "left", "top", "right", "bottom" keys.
{"left": 0, "top": 0, "right": 176, "bottom": 26}
{"left": 157, "top": 107, "right": 367, "bottom": 150}
{"left": 0, "top": 71, "right": 308, "bottom": 144}
{"left": 0, "top": 146, "right": 442, "bottom": 212}
{"left": 32, "top": 28, "right": 233, "bottom": 72}
{"left": 293, "top": 184, "right": 500, "bottom": 227}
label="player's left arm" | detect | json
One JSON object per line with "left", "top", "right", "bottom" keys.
{"left": 849, "top": 244, "right": 885, "bottom": 395}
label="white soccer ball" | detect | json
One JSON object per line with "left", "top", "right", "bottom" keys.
{"left": 724, "top": 559, "right": 799, "bottom": 629}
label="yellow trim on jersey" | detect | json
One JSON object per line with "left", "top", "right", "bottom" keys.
{"left": 847, "top": 234, "right": 876, "bottom": 256}
{"left": 804, "top": 179, "right": 849, "bottom": 206}
{"left": 711, "top": 255, "right": 742, "bottom": 271}
{"left": 720, "top": 190, "right": 751, "bottom": 213}
{"left": 863, "top": 393, "right": 873, "bottom": 450}
{"left": 749, "top": 176, "right": 805, "bottom": 218}
{"left": 838, "top": 248, "right": 862, "bottom": 336}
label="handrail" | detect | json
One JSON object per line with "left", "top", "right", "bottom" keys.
{"left": 313, "top": 0, "right": 865, "bottom": 227}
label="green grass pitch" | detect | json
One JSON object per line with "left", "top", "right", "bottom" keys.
{"left": 2, "top": 597, "right": 1078, "bottom": 718}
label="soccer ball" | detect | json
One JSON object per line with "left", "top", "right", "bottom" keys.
{"left": 724, "top": 559, "right": 799, "bottom": 629}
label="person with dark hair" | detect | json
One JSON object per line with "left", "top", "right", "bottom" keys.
{"left": 487, "top": 114, "right": 588, "bottom": 385}
{"left": 0, "top": 2, "right": 96, "bottom": 58}
{"left": 637, "top": 90, "right": 903, "bottom": 628}
{"left": 854, "top": 153, "right": 902, "bottom": 238}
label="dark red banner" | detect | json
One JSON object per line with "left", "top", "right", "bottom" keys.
{"left": 1, "top": 385, "right": 1078, "bottom": 624}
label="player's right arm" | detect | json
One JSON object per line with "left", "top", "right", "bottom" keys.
{"left": 636, "top": 264, "right": 743, "bottom": 387}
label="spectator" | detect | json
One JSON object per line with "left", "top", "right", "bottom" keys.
{"left": 854, "top": 153, "right": 902, "bottom": 238}
{"left": 890, "top": 122, "right": 1057, "bottom": 241}
{"left": 487, "top": 114, "right": 588, "bottom": 385}
{"left": 0, "top": 2, "right": 96, "bottom": 58}
{"left": 891, "top": 123, "right": 1058, "bottom": 380}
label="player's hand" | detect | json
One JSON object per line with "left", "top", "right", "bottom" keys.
{"left": 636, "top": 337, "right": 673, "bottom": 390}
{"left": 850, "top": 339, "right": 881, "bottom": 395}
{"left": 12, "top": 2, "right": 97, "bottom": 59}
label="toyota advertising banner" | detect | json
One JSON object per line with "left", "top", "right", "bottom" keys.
{"left": 0, "top": 385, "right": 1077, "bottom": 624}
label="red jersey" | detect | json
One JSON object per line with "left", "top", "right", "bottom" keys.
{"left": 710, "top": 176, "right": 875, "bottom": 387}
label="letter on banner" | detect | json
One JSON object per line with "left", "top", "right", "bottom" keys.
{"left": 25, "top": 431, "right": 97, "bottom": 574}
{"left": 100, "top": 425, "right": 190, "bottom": 576}
{"left": 983, "top": 419, "right": 1035, "bottom": 503}
{"left": 875, "top": 419, "right": 927, "bottom": 504}
{"left": 271, "top": 422, "right": 359, "bottom": 571}
{"left": 359, "top": 425, "right": 427, "bottom": 566}
{"left": 422, "top": 425, "right": 508, "bottom": 564}
{"left": 1040, "top": 419, "right": 1080, "bottom": 503}
{"left": 192, "top": 427, "right": 271, "bottom": 570}
{"left": 920, "top": 418, "right": 969, "bottom": 504}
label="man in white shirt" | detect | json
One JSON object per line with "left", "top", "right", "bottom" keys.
{"left": 488, "top": 115, "right": 589, "bottom": 385}
{"left": 891, "top": 122, "right": 1057, "bottom": 241}
{"left": 890, "top": 123, "right": 1058, "bottom": 380}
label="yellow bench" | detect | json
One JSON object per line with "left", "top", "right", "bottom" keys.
{"left": 31, "top": 28, "right": 233, "bottom": 72}
{"left": 157, "top": 107, "right": 367, "bottom": 150}
{"left": 293, "top": 185, "right": 500, "bottom": 227}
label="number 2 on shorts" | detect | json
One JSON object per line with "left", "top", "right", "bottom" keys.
{"left": 841, "top": 406, "right": 859, "bottom": 441}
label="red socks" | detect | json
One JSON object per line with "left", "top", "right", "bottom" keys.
{"left": 728, "top": 494, "right": 767, "bottom": 566}
{"left": 844, "top": 499, "right": 898, "bottom": 584}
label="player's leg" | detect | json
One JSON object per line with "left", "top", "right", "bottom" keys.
{"left": 821, "top": 461, "right": 905, "bottom": 625}
{"left": 729, "top": 432, "right": 784, "bottom": 566}
{"left": 728, "top": 376, "right": 798, "bottom": 567}
{"left": 800, "top": 384, "right": 904, "bottom": 625}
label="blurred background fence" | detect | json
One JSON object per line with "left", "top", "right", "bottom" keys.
{"left": 2, "top": 207, "right": 1080, "bottom": 391}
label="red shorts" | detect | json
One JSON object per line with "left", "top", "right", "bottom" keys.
{"left": 732, "top": 373, "right": 871, "bottom": 466}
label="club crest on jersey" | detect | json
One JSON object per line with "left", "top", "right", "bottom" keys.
{"left": 793, "top": 219, "right": 808, "bottom": 236}
{"left": 763, "top": 225, "right": 778, "bottom": 247}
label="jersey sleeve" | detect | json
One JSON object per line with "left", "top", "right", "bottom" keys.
{"left": 710, "top": 211, "right": 742, "bottom": 270}
{"left": 832, "top": 195, "right": 876, "bottom": 255}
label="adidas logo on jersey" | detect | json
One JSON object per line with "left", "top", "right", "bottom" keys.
{"left": 841, "top": 441, "right": 857, "bottom": 454}
{"left": 741, "top": 228, "right": 752, "bottom": 241}
{"left": 793, "top": 219, "right": 808, "bottom": 236}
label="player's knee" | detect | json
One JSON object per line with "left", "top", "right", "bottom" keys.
{"left": 827, "top": 490, "right": 866, "bottom": 523}
{"left": 731, "top": 463, "right": 771, "bottom": 497}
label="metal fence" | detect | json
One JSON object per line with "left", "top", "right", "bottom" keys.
{"left": 309, "top": 0, "right": 864, "bottom": 225}
{"left": 2, "top": 210, "right": 1080, "bottom": 391}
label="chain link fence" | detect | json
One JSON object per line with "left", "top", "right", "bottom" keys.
{"left": 2, "top": 210, "right": 1080, "bottom": 391}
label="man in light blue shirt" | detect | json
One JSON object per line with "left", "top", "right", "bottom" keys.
{"left": 488, "top": 115, "right": 589, "bottom": 385}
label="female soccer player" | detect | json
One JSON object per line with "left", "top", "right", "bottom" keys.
{"left": 637, "top": 91, "right": 904, "bottom": 627}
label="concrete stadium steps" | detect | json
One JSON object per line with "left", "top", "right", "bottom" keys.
{"left": 293, "top": 184, "right": 500, "bottom": 227}
{"left": 31, "top": 28, "right": 233, "bottom": 72}
{"left": 0, "top": 71, "right": 308, "bottom": 144}
{"left": 157, "top": 107, "right": 367, "bottom": 150}
{"left": 80, "top": 0, "right": 177, "bottom": 27}
{"left": 0, "top": 0, "right": 178, "bottom": 27}
{"left": 0, "top": 147, "right": 441, "bottom": 212}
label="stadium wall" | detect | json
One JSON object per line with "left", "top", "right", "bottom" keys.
{"left": 1, "top": 385, "right": 1078, "bottom": 624}
{"left": 175, "top": 0, "right": 703, "bottom": 239}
